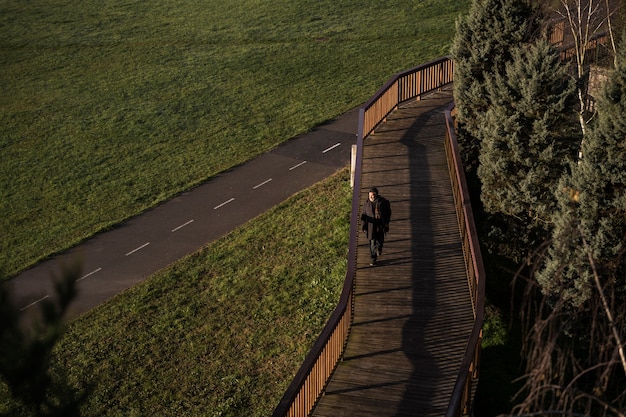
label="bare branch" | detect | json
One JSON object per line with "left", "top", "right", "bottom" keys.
{"left": 513, "top": 223, "right": 626, "bottom": 415}
{"left": 604, "top": 0, "right": 619, "bottom": 66}
{"left": 579, "top": 227, "right": 626, "bottom": 375}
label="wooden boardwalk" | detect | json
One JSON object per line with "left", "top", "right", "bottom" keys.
{"left": 311, "top": 87, "right": 475, "bottom": 417}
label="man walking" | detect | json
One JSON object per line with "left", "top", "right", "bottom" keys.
{"left": 361, "top": 187, "right": 391, "bottom": 266}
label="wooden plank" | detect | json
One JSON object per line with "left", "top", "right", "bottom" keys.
{"left": 310, "top": 87, "right": 475, "bottom": 417}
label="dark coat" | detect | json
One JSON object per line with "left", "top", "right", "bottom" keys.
{"left": 361, "top": 196, "right": 391, "bottom": 240}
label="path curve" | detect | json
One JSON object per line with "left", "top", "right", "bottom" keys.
{"left": 6, "top": 109, "right": 359, "bottom": 320}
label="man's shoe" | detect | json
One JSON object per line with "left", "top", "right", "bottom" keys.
{"left": 376, "top": 248, "right": 381, "bottom": 257}
{"left": 369, "top": 259, "right": 376, "bottom": 266}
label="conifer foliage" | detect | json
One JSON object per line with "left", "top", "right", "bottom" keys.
{"left": 515, "top": 45, "right": 626, "bottom": 414}
{"left": 451, "top": 0, "right": 539, "bottom": 173}
{"left": 480, "top": 34, "right": 626, "bottom": 417}
{"left": 477, "top": 40, "right": 580, "bottom": 261}
{"left": 452, "top": 0, "right": 626, "bottom": 415}
{"left": 537, "top": 39, "right": 626, "bottom": 309}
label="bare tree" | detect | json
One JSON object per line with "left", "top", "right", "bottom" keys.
{"left": 558, "top": 0, "right": 605, "bottom": 136}
{"left": 580, "top": 229, "right": 626, "bottom": 375}
{"left": 508, "top": 231, "right": 626, "bottom": 417}
{"left": 603, "top": 0, "right": 620, "bottom": 67}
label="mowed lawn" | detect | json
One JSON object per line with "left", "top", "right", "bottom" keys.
{"left": 2, "top": 168, "right": 353, "bottom": 416}
{"left": 0, "top": 0, "right": 468, "bottom": 279}
{"left": 1, "top": 0, "right": 471, "bottom": 416}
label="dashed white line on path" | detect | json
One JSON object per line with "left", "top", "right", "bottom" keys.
{"left": 322, "top": 143, "right": 341, "bottom": 153}
{"left": 289, "top": 161, "right": 307, "bottom": 170}
{"left": 126, "top": 242, "right": 150, "bottom": 256}
{"left": 78, "top": 267, "right": 102, "bottom": 282}
{"left": 253, "top": 178, "right": 272, "bottom": 189}
{"left": 20, "top": 295, "right": 49, "bottom": 311}
{"left": 214, "top": 198, "right": 235, "bottom": 210}
{"left": 172, "top": 219, "right": 194, "bottom": 232}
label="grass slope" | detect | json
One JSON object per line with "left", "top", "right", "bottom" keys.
{"left": 0, "top": 0, "right": 493, "bottom": 415}
{"left": 2, "top": 168, "right": 352, "bottom": 416}
{"left": 0, "top": 0, "right": 469, "bottom": 279}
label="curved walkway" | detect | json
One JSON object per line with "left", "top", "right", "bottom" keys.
{"left": 6, "top": 109, "right": 358, "bottom": 320}
{"left": 311, "top": 87, "right": 475, "bottom": 416}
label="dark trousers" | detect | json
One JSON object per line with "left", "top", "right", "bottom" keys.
{"left": 369, "top": 232, "right": 385, "bottom": 260}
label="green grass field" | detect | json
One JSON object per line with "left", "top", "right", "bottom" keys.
{"left": 1, "top": 168, "right": 353, "bottom": 416}
{"left": 1, "top": 0, "right": 467, "bottom": 279}
{"left": 0, "top": 0, "right": 479, "bottom": 415}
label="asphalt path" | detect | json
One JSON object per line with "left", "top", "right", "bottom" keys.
{"left": 6, "top": 108, "right": 359, "bottom": 320}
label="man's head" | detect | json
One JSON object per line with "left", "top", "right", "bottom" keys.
{"left": 368, "top": 187, "right": 379, "bottom": 202}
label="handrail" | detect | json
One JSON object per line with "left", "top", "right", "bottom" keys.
{"left": 438, "top": 30, "right": 609, "bottom": 416}
{"left": 271, "top": 56, "right": 455, "bottom": 417}
{"left": 443, "top": 105, "right": 486, "bottom": 417}
{"left": 272, "top": 24, "right": 611, "bottom": 416}
{"left": 270, "top": 131, "right": 362, "bottom": 417}
{"left": 361, "top": 56, "right": 454, "bottom": 138}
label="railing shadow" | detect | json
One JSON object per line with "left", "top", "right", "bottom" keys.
{"left": 394, "top": 110, "right": 439, "bottom": 415}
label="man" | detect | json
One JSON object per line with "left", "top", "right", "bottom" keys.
{"left": 361, "top": 187, "right": 391, "bottom": 266}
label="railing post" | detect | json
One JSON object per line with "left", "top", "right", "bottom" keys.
{"left": 416, "top": 71, "right": 422, "bottom": 101}
{"left": 439, "top": 62, "right": 443, "bottom": 92}
{"left": 350, "top": 144, "right": 357, "bottom": 188}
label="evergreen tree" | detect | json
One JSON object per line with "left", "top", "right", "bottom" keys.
{"left": 451, "top": 0, "right": 539, "bottom": 173}
{"left": 477, "top": 40, "right": 579, "bottom": 261}
{"left": 537, "top": 40, "right": 626, "bottom": 308}
{"left": 515, "top": 40, "right": 626, "bottom": 415}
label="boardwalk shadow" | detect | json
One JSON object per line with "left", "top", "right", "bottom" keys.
{"left": 393, "top": 106, "right": 440, "bottom": 416}
{"left": 311, "top": 91, "right": 464, "bottom": 417}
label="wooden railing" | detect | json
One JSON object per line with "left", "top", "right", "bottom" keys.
{"left": 548, "top": 19, "right": 611, "bottom": 64}
{"left": 443, "top": 105, "right": 486, "bottom": 417}
{"left": 559, "top": 31, "right": 610, "bottom": 64}
{"left": 271, "top": 21, "right": 614, "bottom": 415}
{"left": 361, "top": 56, "right": 454, "bottom": 138}
{"left": 271, "top": 57, "right": 457, "bottom": 417}
{"left": 548, "top": 20, "right": 565, "bottom": 46}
